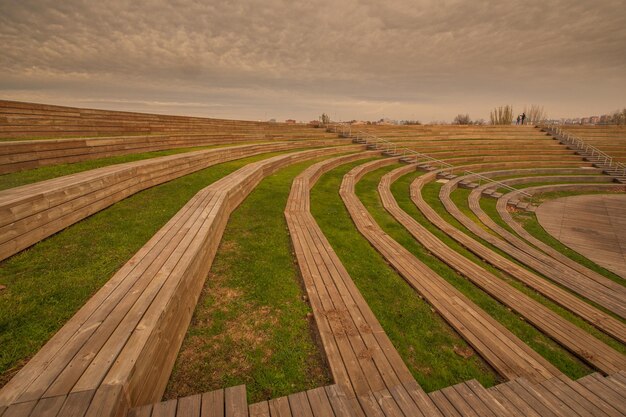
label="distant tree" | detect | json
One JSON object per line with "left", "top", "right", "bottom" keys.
{"left": 490, "top": 105, "right": 514, "bottom": 125}
{"left": 473, "top": 118, "right": 486, "bottom": 125}
{"left": 453, "top": 114, "right": 472, "bottom": 125}
{"left": 320, "top": 113, "right": 330, "bottom": 125}
{"left": 402, "top": 119, "right": 421, "bottom": 125}
{"left": 523, "top": 105, "right": 548, "bottom": 125}
{"left": 610, "top": 108, "right": 626, "bottom": 125}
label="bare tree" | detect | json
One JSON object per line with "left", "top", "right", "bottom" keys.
{"left": 610, "top": 108, "right": 626, "bottom": 125}
{"left": 320, "top": 113, "right": 330, "bottom": 125}
{"left": 474, "top": 118, "right": 486, "bottom": 125}
{"left": 523, "top": 105, "right": 548, "bottom": 125}
{"left": 490, "top": 105, "right": 514, "bottom": 125}
{"left": 453, "top": 114, "right": 472, "bottom": 125}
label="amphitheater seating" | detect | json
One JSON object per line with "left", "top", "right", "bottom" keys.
{"left": 0, "top": 100, "right": 320, "bottom": 139}
{"left": 340, "top": 158, "right": 562, "bottom": 383}
{"left": 0, "top": 140, "right": 352, "bottom": 261}
{"left": 376, "top": 165, "right": 626, "bottom": 371}
{"left": 2, "top": 104, "right": 626, "bottom": 417}
{"left": 0, "top": 146, "right": 358, "bottom": 417}
{"left": 438, "top": 174, "right": 626, "bottom": 318}
{"left": 558, "top": 125, "right": 626, "bottom": 163}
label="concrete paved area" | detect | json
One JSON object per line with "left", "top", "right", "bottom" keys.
{"left": 536, "top": 194, "right": 626, "bottom": 279}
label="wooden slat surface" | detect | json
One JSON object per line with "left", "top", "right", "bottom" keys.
{"left": 378, "top": 164, "right": 626, "bottom": 373}
{"left": 0, "top": 146, "right": 356, "bottom": 417}
{"left": 408, "top": 167, "right": 626, "bottom": 345}
{"left": 439, "top": 173, "right": 626, "bottom": 318}
{"left": 340, "top": 158, "right": 561, "bottom": 384}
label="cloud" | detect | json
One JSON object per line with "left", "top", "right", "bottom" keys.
{"left": 1, "top": 0, "right": 625, "bottom": 121}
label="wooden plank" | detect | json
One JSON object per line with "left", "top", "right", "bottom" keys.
{"left": 503, "top": 379, "right": 560, "bottom": 417}
{"left": 268, "top": 397, "right": 292, "bottom": 417}
{"left": 555, "top": 375, "right": 621, "bottom": 417}
{"left": 248, "top": 402, "right": 270, "bottom": 417}
{"left": 387, "top": 384, "right": 426, "bottom": 417}
{"left": 579, "top": 374, "right": 626, "bottom": 415}
{"left": 201, "top": 389, "right": 225, "bottom": 417}
{"left": 28, "top": 396, "right": 67, "bottom": 417}
{"left": 151, "top": 400, "right": 178, "bottom": 417}
{"left": 128, "top": 404, "right": 154, "bottom": 417}
{"left": 324, "top": 386, "right": 355, "bottom": 417}
{"left": 304, "top": 387, "right": 334, "bottom": 417}
{"left": 287, "top": 392, "right": 314, "bottom": 417}
{"left": 224, "top": 386, "right": 247, "bottom": 417}
{"left": 439, "top": 386, "right": 480, "bottom": 417}
{"left": 488, "top": 387, "right": 528, "bottom": 417}
{"left": 428, "top": 391, "right": 462, "bottom": 417}
{"left": 55, "top": 390, "right": 96, "bottom": 417}
{"left": 453, "top": 382, "right": 500, "bottom": 417}
{"left": 0, "top": 401, "right": 37, "bottom": 417}
{"left": 177, "top": 395, "right": 202, "bottom": 417}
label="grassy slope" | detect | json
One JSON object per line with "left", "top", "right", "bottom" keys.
{"left": 164, "top": 157, "right": 334, "bottom": 403}
{"left": 310, "top": 159, "right": 501, "bottom": 392}
{"left": 0, "top": 143, "right": 243, "bottom": 191}
{"left": 358, "top": 165, "right": 593, "bottom": 379}
{"left": 0, "top": 151, "right": 289, "bottom": 387}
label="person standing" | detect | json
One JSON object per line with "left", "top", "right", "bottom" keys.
{"left": 516, "top": 115, "right": 521, "bottom": 125}
{"left": 521, "top": 112, "right": 526, "bottom": 125}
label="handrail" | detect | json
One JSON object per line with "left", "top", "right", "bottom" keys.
{"left": 326, "top": 122, "right": 533, "bottom": 201}
{"left": 463, "top": 171, "right": 533, "bottom": 198}
{"left": 545, "top": 125, "right": 626, "bottom": 177}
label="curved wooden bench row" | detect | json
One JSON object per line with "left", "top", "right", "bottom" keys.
{"left": 285, "top": 151, "right": 442, "bottom": 417}
{"left": 439, "top": 173, "right": 626, "bottom": 319}
{"left": 497, "top": 186, "right": 626, "bottom": 282}
{"left": 0, "top": 134, "right": 341, "bottom": 175}
{"left": 377, "top": 164, "right": 626, "bottom": 372}
{"left": 1, "top": 100, "right": 309, "bottom": 139}
{"left": 408, "top": 162, "right": 626, "bottom": 342}
{"left": 340, "top": 158, "right": 561, "bottom": 384}
{"left": 0, "top": 145, "right": 355, "bottom": 417}
{"left": 0, "top": 140, "right": 356, "bottom": 262}
{"left": 385, "top": 142, "right": 570, "bottom": 151}
{"left": 468, "top": 174, "right": 619, "bottom": 284}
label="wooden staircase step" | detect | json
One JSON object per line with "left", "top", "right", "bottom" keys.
{"left": 128, "top": 385, "right": 246, "bottom": 417}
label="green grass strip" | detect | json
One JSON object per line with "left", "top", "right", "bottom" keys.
{"left": 358, "top": 165, "right": 594, "bottom": 379}
{"left": 164, "top": 156, "right": 335, "bottom": 403}
{"left": 0, "top": 143, "right": 250, "bottom": 191}
{"left": 0, "top": 151, "right": 289, "bottom": 387}
{"left": 310, "top": 159, "right": 501, "bottom": 392}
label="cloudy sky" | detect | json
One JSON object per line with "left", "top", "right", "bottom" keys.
{"left": 1, "top": 0, "right": 625, "bottom": 122}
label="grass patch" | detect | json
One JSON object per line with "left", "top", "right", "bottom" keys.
{"left": 0, "top": 143, "right": 253, "bottom": 191}
{"left": 310, "top": 159, "right": 501, "bottom": 392}
{"left": 0, "top": 151, "right": 289, "bottom": 387}
{"left": 357, "top": 165, "right": 593, "bottom": 379}
{"left": 164, "top": 157, "right": 334, "bottom": 403}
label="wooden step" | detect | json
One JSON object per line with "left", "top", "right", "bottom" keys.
{"left": 129, "top": 385, "right": 247, "bottom": 417}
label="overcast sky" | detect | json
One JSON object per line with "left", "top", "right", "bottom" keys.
{"left": 1, "top": 0, "right": 625, "bottom": 122}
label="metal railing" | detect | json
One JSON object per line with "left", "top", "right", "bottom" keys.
{"left": 546, "top": 126, "right": 626, "bottom": 177}
{"left": 463, "top": 171, "right": 533, "bottom": 201}
{"left": 325, "top": 122, "right": 533, "bottom": 200}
